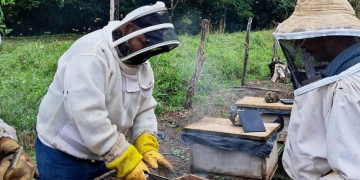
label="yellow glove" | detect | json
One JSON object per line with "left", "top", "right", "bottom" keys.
{"left": 135, "top": 134, "right": 173, "bottom": 177}
{"left": 0, "top": 138, "right": 39, "bottom": 180}
{"left": 106, "top": 145, "right": 149, "bottom": 179}
{"left": 0, "top": 138, "right": 19, "bottom": 159}
{"left": 0, "top": 161, "right": 10, "bottom": 180}
{"left": 124, "top": 161, "right": 149, "bottom": 180}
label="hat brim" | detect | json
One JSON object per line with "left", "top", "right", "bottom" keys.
{"left": 274, "top": 13, "right": 360, "bottom": 39}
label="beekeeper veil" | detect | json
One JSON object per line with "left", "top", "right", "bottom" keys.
{"left": 104, "top": 2, "right": 180, "bottom": 65}
{"left": 273, "top": 0, "right": 360, "bottom": 89}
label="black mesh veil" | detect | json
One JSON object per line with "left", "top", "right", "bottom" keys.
{"left": 279, "top": 37, "right": 360, "bottom": 89}
{"left": 111, "top": 10, "right": 179, "bottom": 65}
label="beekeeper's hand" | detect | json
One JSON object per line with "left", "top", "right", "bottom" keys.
{"left": 105, "top": 145, "right": 149, "bottom": 179}
{"left": 124, "top": 161, "right": 149, "bottom": 180}
{"left": 0, "top": 138, "right": 39, "bottom": 180}
{"left": 0, "top": 138, "right": 19, "bottom": 159}
{"left": 135, "top": 134, "right": 173, "bottom": 177}
{"left": 0, "top": 161, "right": 10, "bottom": 180}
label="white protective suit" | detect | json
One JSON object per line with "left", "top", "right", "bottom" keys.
{"left": 283, "top": 62, "right": 360, "bottom": 179}
{"left": 272, "top": 0, "right": 360, "bottom": 178}
{"left": 36, "top": 25, "right": 158, "bottom": 161}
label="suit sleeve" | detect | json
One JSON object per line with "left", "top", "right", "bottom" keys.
{"left": 0, "top": 119, "right": 17, "bottom": 140}
{"left": 130, "top": 94, "right": 158, "bottom": 144}
{"left": 325, "top": 79, "right": 360, "bottom": 179}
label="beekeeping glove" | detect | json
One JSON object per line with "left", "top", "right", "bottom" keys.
{"left": 0, "top": 161, "right": 10, "bottom": 180}
{"left": 0, "top": 138, "right": 19, "bottom": 159}
{"left": 135, "top": 134, "right": 173, "bottom": 177}
{"left": 0, "top": 138, "right": 39, "bottom": 180}
{"left": 105, "top": 144, "right": 149, "bottom": 179}
{"left": 123, "top": 161, "right": 149, "bottom": 180}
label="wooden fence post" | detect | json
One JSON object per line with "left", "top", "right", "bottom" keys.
{"left": 114, "top": 0, "right": 119, "bottom": 20}
{"left": 184, "top": 19, "right": 209, "bottom": 110}
{"left": 241, "top": 17, "right": 253, "bottom": 86}
{"left": 272, "top": 38, "right": 277, "bottom": 62}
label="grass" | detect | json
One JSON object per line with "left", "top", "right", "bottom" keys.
{"left": 0, "top": 30, "right": 283, "bottom": 151}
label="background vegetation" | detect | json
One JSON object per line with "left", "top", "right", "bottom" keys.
{"left": 0, "top": 0, "right": 297, "bottom": 36}
{"left": 0, "top": 31, "right": 284, "bottom": 150}
{"left": 1, "top": 0, "right": 359, "bottom": 36}
{"left": 350, "top": 0, "right": 360, "bottom": 18}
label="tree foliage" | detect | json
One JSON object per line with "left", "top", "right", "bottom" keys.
{"left": 0, "top": 0, "right": 14, "bottom": 35}
{"left": 3, "top": 0, "right": 108, "bottom": 36}
{"left": 2, "top": 0, "right": 296, "bottom": 36}
{"left": 349, "top": 0, "right": 360, "bottom": 18}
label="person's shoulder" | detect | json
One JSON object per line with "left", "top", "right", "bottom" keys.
{"left": 69, "top": 30, "right": 107, "bottom": 52}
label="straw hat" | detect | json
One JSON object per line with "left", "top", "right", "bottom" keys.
{"left": 275, "top": 0, "right": 360, "bottom": 34}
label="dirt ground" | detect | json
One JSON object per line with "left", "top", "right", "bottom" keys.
{"left": 156, "top": 80, "right": 294, "bottom": 180}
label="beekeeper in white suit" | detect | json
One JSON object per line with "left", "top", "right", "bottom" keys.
{"left": 273, "top": 0, "right": 360, "bottom": 179}
{"left": 35, "top": 2, "right": 179, "bottom": 180}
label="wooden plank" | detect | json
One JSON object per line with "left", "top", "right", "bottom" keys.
{"left": 175, "top": 174, "right": 208, "bottom": 180}
{"left": 235, "top": 96, "right": 293, "bottom": 111}
{"left": 277, "top": 135, "right": 287, "bottom": 142}
{"left": 184, "top": 117, "right": 280, "bottom": 141}
{"left": 265, "top": 143, "right": 278, "bottom": 180}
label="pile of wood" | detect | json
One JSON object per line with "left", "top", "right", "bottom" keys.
{"left": 269, "top": 57, "right": 289, "bottom": 84}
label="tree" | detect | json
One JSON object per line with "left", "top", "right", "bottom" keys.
{"left": 349, "top": 0, "right": 360, "bottom": 18}
{"left": 169, "top": 0, "right": 183, "bottom": 19}
{"left": 252, "top": 0, "right": 296, "bottom": 29}
{"left": 0, "top": 0, "right": 14, "bottom": 36}
{"left": 2, "top": 0, "right": 297, "bottom": 36}
{"left": 3, "top": 0, "right": 109, "bottom": 36}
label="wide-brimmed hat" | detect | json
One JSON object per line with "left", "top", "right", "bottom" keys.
{"left": 274, "top": 0, "right": 360, "bottom": 40}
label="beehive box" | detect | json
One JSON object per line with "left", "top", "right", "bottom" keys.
{"left": 235, "top": 96, "right": 293, "bottom": 142}
{"left": 184, "top": 117, "right": 280, "bottom": 180}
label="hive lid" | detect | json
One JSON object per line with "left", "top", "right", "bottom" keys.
{"left": 184, "top": 117, "right": 280, "bottom": 141}
{"left": 235, "top": 96, "right": 293, "bottom": 111}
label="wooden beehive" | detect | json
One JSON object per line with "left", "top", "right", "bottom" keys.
{"left": 235, "top": 96, "right": 293, "bottom": 142}
{"left": 184, "top": 117, "right": 280, "bottom": 180}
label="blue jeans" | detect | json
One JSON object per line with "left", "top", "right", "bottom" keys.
{"left": 35, "top": 137, "right": 110, "bottom": 180}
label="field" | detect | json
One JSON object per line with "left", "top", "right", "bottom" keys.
{"left": 0, "top": 30, "right": 292, "bottom": 179}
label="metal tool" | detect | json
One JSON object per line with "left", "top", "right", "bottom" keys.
{"left": 4, "top": 146, "right": 22, "bottom": 176}
{"left": 92, "top": 169, "right": 116, "bottom": 180}
{"left": 145, "top": 171, "right": 171, "bottom": 180}
{"left": 92, "top": 170, "right": 172, "bottom": 180}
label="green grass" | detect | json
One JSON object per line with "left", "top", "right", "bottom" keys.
{"left": 0, "top": 31, "right": 283, "bottom": 148}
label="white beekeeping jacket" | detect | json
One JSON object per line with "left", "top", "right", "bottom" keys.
{"left": 36, "top": 27, "right": 158, "bottom": 161}
{"left": 283, "top": 62, "right": 360, "bottom": 179}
